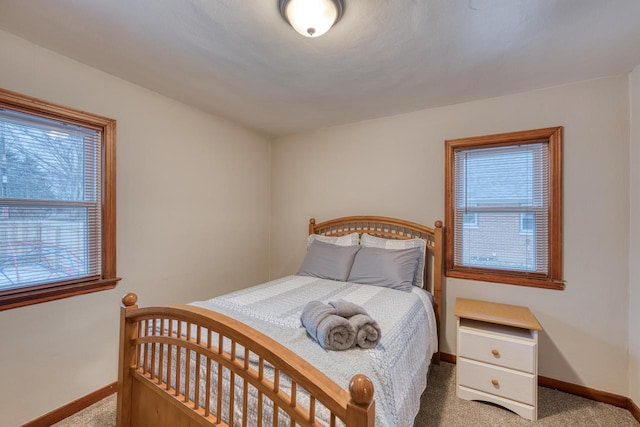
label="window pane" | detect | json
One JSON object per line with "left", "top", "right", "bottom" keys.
{"left": 0, "top": 108, "right": 102, "bottom": 293}
{"left": 458, "top": 211, "right": 543, "bottom": 272}
{"left": 0, "top": 206, "right": 101, "bottom": 291}
{"left": 453, "top": 143, "right": 549, "bottom": 274}
{"left": 1, "top": 109, "right": 98, "bottom": 203}
{"left": 455, "top": 144, "right": 546, "bottom": 209}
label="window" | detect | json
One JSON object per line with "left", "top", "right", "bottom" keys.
{"left": 444, "top": 127, "right": 563, "bottom": 289}
{"left": 0, "top": 88, "right": 119, "bottom": 310}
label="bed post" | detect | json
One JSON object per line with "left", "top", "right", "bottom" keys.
{"left": 116, "top": 293, "right": 139, "bottom": 427}
{"left": 433, "top": 220, "right": 444, "bottom": 364}
{"left": 433, "top": 221, "right": 443, "bottom": 321}
{"left": 346, "top": 375, "right": 375, "bottom": 427}
{"left": 309, "top": 218, "right": 316, "bottom": 235}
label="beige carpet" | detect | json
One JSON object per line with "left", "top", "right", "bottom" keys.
{"left": 55, "top": 362, "right": 638, "bottom": 426}
{"left": 415, "top": 362, "right": 638, "bottom": 426}
{"left": 52, "top": 394, "right": 116, "bottom": 427}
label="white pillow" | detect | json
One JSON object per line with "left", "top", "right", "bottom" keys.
{"left": 307, "top": 232, "right": 360, "bottom": 247}
{"left": 360, "top": 233, "right": 427, "bottom": 288}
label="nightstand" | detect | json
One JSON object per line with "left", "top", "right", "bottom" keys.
{"left": 454, "top": 298, "right": 543, "bottom": 420}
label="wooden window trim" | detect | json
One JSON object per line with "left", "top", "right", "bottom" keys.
{"left": 444, "top": 126, "right": 564, "bottom": 290}
{"left": 0, "top": 88, "right": 120, "bottom": 310}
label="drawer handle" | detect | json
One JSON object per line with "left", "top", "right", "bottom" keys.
{"left": 491, "top": 349, "right": 500, "bottom": 356}
{"left": 491, "top": 379, "right": 499, "bottom": 386}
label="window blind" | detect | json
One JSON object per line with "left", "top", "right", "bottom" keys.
{"left": 453, "top": 143, "right": 549, "bottom": 275}
{"left": 0, "top": 109, "right": 102, "bottom": 291}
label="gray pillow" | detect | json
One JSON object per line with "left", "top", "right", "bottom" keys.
{"left": 298, "top": 240, "right": 361, "bottom": 281}
{"left": 360, "top": 233, "right": 427, "bottom": 288}
{"left": 347, "top": 246, "right": 421, "bottom": 292}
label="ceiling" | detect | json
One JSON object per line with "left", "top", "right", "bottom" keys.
{"left": 1, "top": 0, "right": 639, "bottom": 136}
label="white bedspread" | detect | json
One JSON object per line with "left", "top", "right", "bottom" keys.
{"left": 189, "top": 275, "right": 438, "bottom": 427}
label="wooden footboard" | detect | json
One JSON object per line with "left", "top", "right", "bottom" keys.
{"left": 117, "top": 293, "right": 375, "bottom": 427}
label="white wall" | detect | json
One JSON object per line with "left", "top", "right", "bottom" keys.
{"left": 271, "top": 76, "right": 631, "bottom": 395}
{"left": 0, "top": 30, "right": 271, "bottom": 426}
{"left": 630, "top": 65, "right": 640, "bottom": 405}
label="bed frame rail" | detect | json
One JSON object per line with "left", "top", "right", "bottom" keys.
{"left": 117, "top": 293, "right": 374, "bottom": 427}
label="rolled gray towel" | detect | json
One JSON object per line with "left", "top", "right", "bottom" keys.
{"left": 349, "top": 313, "right": 382, "bottom": 349}
{"left": 301, "top": 301, "right": 356, "bottom": 351}
{"left": 329, "top": 299, "right": 368, "bottom": 317}
{"left": 328, "top": 300, "right": 381, "bottom": 349}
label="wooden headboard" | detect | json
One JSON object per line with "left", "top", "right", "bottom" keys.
{"left": 309, "top": 216, "right": 444, "bottom": 338}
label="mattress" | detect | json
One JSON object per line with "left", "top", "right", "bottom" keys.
{"left": 188, "top": 274, "right": 438, "bottom": 427}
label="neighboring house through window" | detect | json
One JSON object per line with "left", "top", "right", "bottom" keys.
{"left": 0, "top": 88, "right": 119, "bottom": 310}
{"left": 444, "top": 127, "right": 563, "bottom": 289}
{"left": 520, "top": 211, "right": 536, "bottom": 234}
{"left": 462, "top": 211, "right": 478, "bottom": 228}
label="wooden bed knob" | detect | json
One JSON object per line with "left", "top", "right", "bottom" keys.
{"left": 491, "top": 349, "right": 500, "bottom": 356}
{"left": 491, "top": 379, "right": 499, "bottom": 386}
{"left": 122, "top": 293, "right": 138, "bottom": 307}
{"left": 349, "top": 374, "right": 374, "bottom": 406}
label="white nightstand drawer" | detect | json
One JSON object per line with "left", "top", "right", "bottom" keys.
{"left": 458, "top": 358, "right": 536, "bottom": 405}
{"left": 459, "top": 324, "right": 536, "bottom": 373}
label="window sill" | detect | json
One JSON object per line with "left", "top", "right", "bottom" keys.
{"left": 446, "top": 269, "right": 564, "bottom": 290}
{"left": 0, "top": 277, "right": 122, "bottom": 311}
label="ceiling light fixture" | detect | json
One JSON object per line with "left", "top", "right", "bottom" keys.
{"left": 278, "top": 0, "right": 345, "bottom": 38}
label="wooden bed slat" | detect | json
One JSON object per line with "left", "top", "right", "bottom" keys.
{"left": 216, "top": 361, "right": 223, "bottom": 424}
{"left": 309, "top": 396, "right": 316, "bottom": 424}
{"left": 272, "top": 403, "right": 278, "bottom": 427}
{"left": 158, "top": 320, "right": 165, "bottom": 386}
{"left": 229, "top": 367, "right": 235, "bottom": 427}
{"left": 150, "top": 320, "right": 156, "bottom": 380}
{"left": 204, "top": 359, "right": 211, "bottom": 417}
{"left": 142, "top": 319, "right": 148, "bottom": 375}
{"left": 242, "top": 380, "right": 248, "bottom": 427}
{"left": 175, "top": 321, "right": 182, "bottom": 398}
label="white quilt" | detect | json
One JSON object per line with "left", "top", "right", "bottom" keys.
{"left": 188, "top": 275, "right": 438, "bottom": 427}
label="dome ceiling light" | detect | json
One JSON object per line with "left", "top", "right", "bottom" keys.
{"left": 278, "top": 0, "right": 345, "bottom": 38}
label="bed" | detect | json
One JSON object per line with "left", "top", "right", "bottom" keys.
{"left": 116, "top": 216, "right": 444, "bottom": 427}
